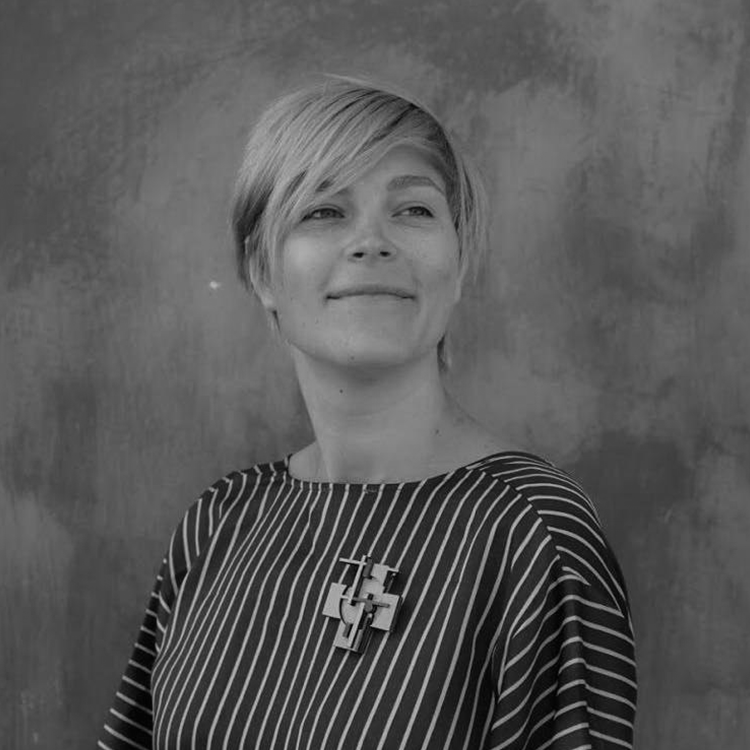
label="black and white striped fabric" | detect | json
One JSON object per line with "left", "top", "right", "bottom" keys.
{"left": 99, "top": 451, "right": 636, "bottom": 749}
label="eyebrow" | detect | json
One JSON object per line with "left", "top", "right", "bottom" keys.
{"left": 387, "top": 174, "right": 446, "bottom": 194}
{"left": 316, "top": 174, "right": 446, "bottom": 196}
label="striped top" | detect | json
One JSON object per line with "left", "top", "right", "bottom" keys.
{"left": 98, "top": 451, "right": 636, "bottom": 749}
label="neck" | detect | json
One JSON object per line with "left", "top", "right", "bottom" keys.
{"left": 290, "top": 349, "right": 462, "bottom": 483}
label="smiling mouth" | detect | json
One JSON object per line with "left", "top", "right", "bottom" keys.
{"left": 330, "top": 292, "right": 411, "bottom": 300}
{"left": 328, "top": 286, "right": 414, "bottom": 299}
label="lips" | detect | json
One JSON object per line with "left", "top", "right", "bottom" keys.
{"left": 327, "top": 284, "right": 414, "bottom": 299}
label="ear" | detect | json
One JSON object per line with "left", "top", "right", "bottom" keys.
{"left": 248, "top": 262, "right": 277, "bottom": 312}
{"left": 453, "top": 258, "right": 467, "bottom": 304}
{"left": 255, "top": 284, "right": 277, "bottom": 312}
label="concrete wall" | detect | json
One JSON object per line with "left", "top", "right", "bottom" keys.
{"left": 1, "top": 1, "right": 748, "bottom": 747}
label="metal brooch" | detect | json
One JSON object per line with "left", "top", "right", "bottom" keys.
{"left": 322, "top": 554, "right": 402, "bottom": 654}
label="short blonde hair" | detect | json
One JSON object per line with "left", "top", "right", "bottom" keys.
{"left": 231, "top": 75, "right": 489, "bottom": 367}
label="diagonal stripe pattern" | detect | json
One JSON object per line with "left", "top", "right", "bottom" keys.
{"left": 99, "top": 452, "right": 636, "bottom": 749}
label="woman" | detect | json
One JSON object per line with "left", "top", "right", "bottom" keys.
{"left": 99, "top": 77, "right": 637, "bottom": 749}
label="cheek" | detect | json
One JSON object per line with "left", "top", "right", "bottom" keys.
{"left": 419, "top": 240, "right": 461, "bottom": 294}
{"left": 270, "top": 255, "right": 321, "bottom": 310}
{"left": 270, "top": 269, "right": 330, "bottom": 341}
{"left": 276, "top": 238, "right": 333, "bottom": 294}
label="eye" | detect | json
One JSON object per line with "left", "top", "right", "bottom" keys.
{"left": 302, "top": 206, "right": 343, "bottom": 221}
{"left": 397, "top": 205, "right": 434, "bottom": 218}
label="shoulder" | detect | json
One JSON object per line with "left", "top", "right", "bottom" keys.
{"left": 474, "top": 452, "right": 601, "bottom": 523}
{"left": 165, "top": 460, "right": 284, "bottom": 573}
{"left": 473, "top": 451, "right": 630, "bottom": 614}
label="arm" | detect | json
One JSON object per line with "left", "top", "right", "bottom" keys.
{"left": 484, "top": 462, "right": 636, "bottom": 749}
{"left": 97, "top": 475, "right": 237, "bottom": 749}
{"left": 487, "top": 559, "right": 636, "bottom": 749}
{"left": 97, "top": 556, "right": 171, "bottom": 750}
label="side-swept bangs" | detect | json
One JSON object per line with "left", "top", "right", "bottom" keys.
{"left": 232, "top": 76, "right": 488, "bottom": 295}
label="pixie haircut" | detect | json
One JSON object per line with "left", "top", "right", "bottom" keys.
{"left": 231, "top": 76, "right": 489, "bottom": 366}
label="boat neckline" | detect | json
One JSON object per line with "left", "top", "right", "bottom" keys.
{"left": 275, "top": 450, "right": 546, "bottom": 491}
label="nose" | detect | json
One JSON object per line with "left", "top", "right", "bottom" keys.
{"left": 346, "top": 215, "right": 396, "bottom": 262}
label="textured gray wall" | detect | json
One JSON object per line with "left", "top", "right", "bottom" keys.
{"left": 1, "top": 1, "right": 748, "bottom": 748}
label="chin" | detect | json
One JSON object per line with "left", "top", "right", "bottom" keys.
{"left": 305, "top": 338, "right": 436, "bottom": 374}
{"left": 335, "top": 347, "right": 415, "bottom": 371}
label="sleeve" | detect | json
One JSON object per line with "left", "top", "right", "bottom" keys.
{"left": 485, "top": 476, "right": 637, "bottom": 749}
{"left": 97, "top": 476, "right": 237, "bottom": 750}
{"left": 97, "top": 554, "right": 172, "bottom": 750}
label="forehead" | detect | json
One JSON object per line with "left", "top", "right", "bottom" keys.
{"left": 322, "top": 144, "right": 448, "bottom": 195}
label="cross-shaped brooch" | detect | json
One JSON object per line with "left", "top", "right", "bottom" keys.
{"left": 322, "top": 554, "right": 402, "bottom": 654}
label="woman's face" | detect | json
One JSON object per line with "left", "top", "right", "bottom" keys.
{"left": 257, "top": 145, "right": 462, "bottom": 372}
